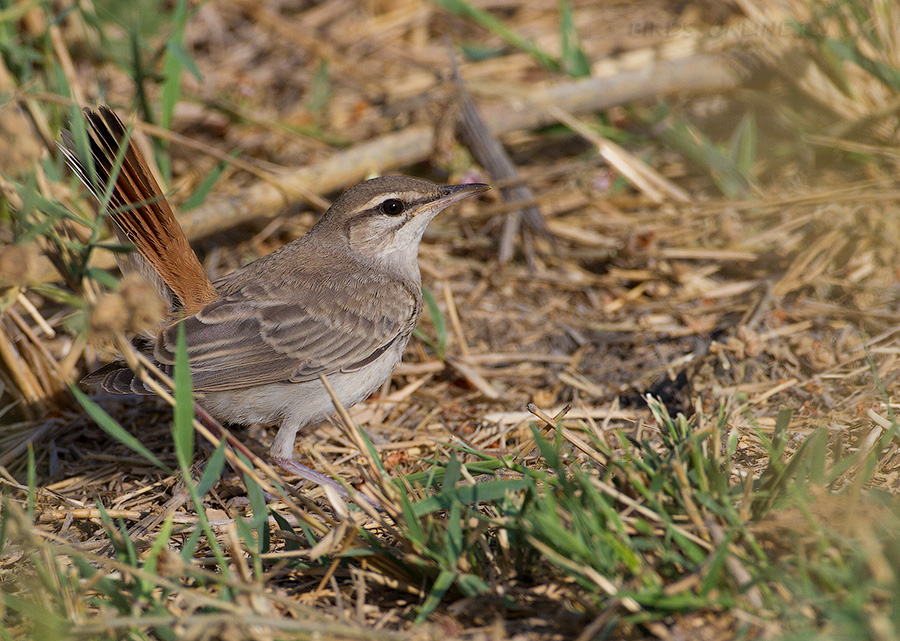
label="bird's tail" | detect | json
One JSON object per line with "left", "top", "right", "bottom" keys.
{"left": 59, "top": 106, "right": 217, "bottom": 315}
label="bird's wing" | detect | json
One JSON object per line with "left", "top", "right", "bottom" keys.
{"left": 153, "top": 281, "right": 418, "bottom": 392}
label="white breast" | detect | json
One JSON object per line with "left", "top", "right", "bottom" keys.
{"left": 199, "top": 336, "right": 408, "bottom": 459}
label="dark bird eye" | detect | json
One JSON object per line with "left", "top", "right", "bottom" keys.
{"left": 380, "top": 199, "right": 404, "bottom": 216}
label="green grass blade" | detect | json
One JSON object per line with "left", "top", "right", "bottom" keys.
{"left": 414, "top": 568, "right": 457, "bottom": 624}
{"left": 66, "top": 103, "right": 97, "bottom": 191}
{"left": 71, "top": 385, "right": 172, "bottom": 473}
{"left": 142, "top": 514, "right": 175, "bottom": 575}
{"left": 1, "top": 594, "right": 70, "bottom": 639}
{"left": 270, "top": 509, "right": 301, "bottom": 552}
{"left": 401, "top": 457, "right": 507, "bottom": 489}
{"left": 559, "top": 0, "right": 590, "bottom": 78}
{"left": 26, "top": 443, "right": 35, "bottom": 519}
{"left": 412, "top": 478, "right": 531, "bottom": 517}
{"left": 170, "top": 324, "right": 230, "bottom": 574}
{"left": 442, "top": 452, "right": 462, "bottom": 493}
{"left": 243, "top": 459, "right": 270, "bottom": 555}
{"left": 195, "top": 438, "right": 227, "bottom": 497}
{"left": 181, "top": 526, "right": 203, "bottom": 562}
{"left": 160, "top": 0, "right": 193, "bottom": 132}
{"left": 444, "top": 501, "right": 463, "bottom": 565}
{"left": 729, "top": 114, "right": 757, "bottom": 180}
{"left": 456, "top": 574, "right": 491, "bottom": 597}
{"left": 411, "top": 327, "right": 439, "bottom": 356}
{"left": 306, "top": 59, "right": 332, "bottom": 115}
{"left": 181, "top": 155, "right": 234, "bottom": 211}
{"left": 356, "top": 423, "right": 389, "bottom": 475}
{"left": 179, "top": 475, "right": 230, "bottom": 577}
{"left": 172, "top": 321, "right": 194, "bottom": 468}
{"left": 648, "top": 108, "right": 751, "bottom": 198}
{"left": 0, "top": 499, "right": 8, "bottom": 559}
{"left": 433, "top": 0, "right": 559, "bottom": 71}
{"left": 398, "top": 490, "right": 426, "bottom": 546}
{"left": 819, "top": 36, "right": 900, "bottom": 92}
{"left": 166, "top": 39, "right": 202, "bottom": 83}
{"left": 421, "top": 286, "right": 446, "bottom": 357}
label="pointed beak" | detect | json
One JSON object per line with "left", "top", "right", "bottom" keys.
{"left": 409, "top": 182, "right": 490, "bottom": 224}
{"left": 438, "top": 183, "right": 491, "bottom": 207}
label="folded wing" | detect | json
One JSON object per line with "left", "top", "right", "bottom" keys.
{"left": 152, "top": 280, "right": 417, "bottom": 391}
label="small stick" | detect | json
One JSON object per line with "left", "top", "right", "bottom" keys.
{"left": 546, "top": 105, "right": 690, "bottom": 203}
{"left": 446, "top": 356, "right": 499, "bottom": 399}
{"left": 32, "top": 52, "right": 751, "bottom": 285}
{"left": 7, "top": 308, "right": 64, "bottom": 382}
{"left": 16, "top": 291, "right": 55, "bottom": 338}
{"left": 448, "top": 41, "right": 551, "bottom": 265}
{"left": 519, "top": 403, "right": 573, "bottom": 458}
{"left": 441, "top": 281, "right": 469, "bottom": 358}
{"left": 0, "top": 318, "right": 42, "bottom": 414}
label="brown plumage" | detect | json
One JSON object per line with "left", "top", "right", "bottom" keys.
{"left": 62, "top": 106, "right": 489, "bottom": 486}
{"left": 60, "top": 107, "right": 217, "bottom": 314}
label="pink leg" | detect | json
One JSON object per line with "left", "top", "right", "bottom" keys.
{"left": 274, "top": 457, "right": 379, "bottom": 509}
{"left": 194, "top": 406, "right": 377, "bottom": 508}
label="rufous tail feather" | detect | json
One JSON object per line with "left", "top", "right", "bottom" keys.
{"left": 60, "top": 106, "right": 217, "bottom": 315}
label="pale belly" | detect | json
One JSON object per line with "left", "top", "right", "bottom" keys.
{"left": 197, "top": 343, "right": 404, "bottom": 458}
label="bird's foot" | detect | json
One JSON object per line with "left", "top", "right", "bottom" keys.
{"left": 273, "top": 457, "right": 378, "bottom": 509}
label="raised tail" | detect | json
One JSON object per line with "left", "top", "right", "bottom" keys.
{"left": 59, "top": 106, "right": 217, "bottom": 315}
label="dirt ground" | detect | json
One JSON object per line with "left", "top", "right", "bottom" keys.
{"left": 3, "top": 0, "right": 900, "bottom": 639}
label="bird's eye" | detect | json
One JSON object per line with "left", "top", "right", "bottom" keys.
{"left": 380, "top": 199, "right": 404, "bottom": 216}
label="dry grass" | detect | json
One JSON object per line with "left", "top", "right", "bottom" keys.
{"left": 2, "top": 0, "right": 900, "bottom": 639}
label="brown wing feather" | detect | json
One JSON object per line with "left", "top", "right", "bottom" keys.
{"left": 82, "top": 361, "right": 154, "bottom": 395}
{"left": 60, "top": 106, "right": 217, "bottom": 314}
{"left": 86, "top": 274, "right": 418, "bottom": 395}
{"left": 149, "top": 277, "right": 418, "bottom": 392}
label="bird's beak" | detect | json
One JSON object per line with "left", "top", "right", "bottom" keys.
{"left": 414, "top": 182, "right": 490, "bottom": 220}
{"left": 439, "top": 183, "right": 491, "bottom": 205}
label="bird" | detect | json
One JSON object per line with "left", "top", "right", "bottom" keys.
{"left": 60, "top": 106, "right": 489, "bottom": 489}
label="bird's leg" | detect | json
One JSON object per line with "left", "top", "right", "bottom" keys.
{"left": 194, "top": 405, "right": 374, "bottom": 506}
{"left": 274, "top": 457, "right": 380, "bottom": 509}
{"left": 273, "top": 457, "right": 349, "bottom": 497}
{"left": 271, "top": 422, "right": 379, "bottom": 508}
